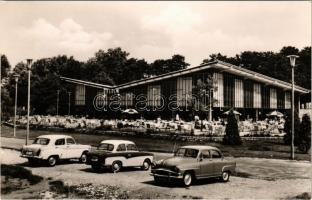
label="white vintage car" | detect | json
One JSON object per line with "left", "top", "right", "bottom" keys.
{"left": 86, "top": 140, "right": 154, "bottom": 172}
{"left": 21, "top": 134, "right": 91, "bottom": 166}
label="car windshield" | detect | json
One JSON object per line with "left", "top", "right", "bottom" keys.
{"left": 33, "top": 138, "right": 50, "bottom": 145}
{"left": 175, "top": 148, "right": 199, "bottom": 158}
{"left": 97, "top": 143, "right": 114, "bottom": 151}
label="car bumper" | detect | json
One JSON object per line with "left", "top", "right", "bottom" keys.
{"left": 150, "top": 173, "right": 183, "bottom": 179}
{"left": 20, "top": 155, "right": 43, "bottom": 159}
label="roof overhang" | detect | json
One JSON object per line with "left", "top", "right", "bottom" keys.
{"left": 60, "top": 76, "right": 114, "bottom": 89}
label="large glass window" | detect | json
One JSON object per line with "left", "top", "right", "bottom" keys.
{"left": 234, "top": 79, "right": 244, "bottom": 108}
{"left": 120, "top": 93, "right": 134, "bottom": 107}
{"left": 270, "top": 88, "right": 277, "bottom": 109}
{"left": 96, "top": 90, "right": 108, "bottom": 106}
{"left": 177, "top": 77, "right": 192, "bottom": 107}
{"left": 147, "top": 85, "right": 161, "bottom": 106}
{"left": 75, "top": 85, "right": 85, "bottom": 105}
{"left": 285, "top": 91, "right": 291, "bottom": 109}
{"left": 253, "top": 83, "right": 261, "bottom": 108}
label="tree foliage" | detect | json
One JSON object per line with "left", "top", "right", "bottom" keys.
{"left": 223, "top": 110, "right": 242, "bottom": 145}
{"left": 1, "top": 54, "right": 11, "bottom": 79}
{"left": 203, "top": 46, "right": 311, "bottom": 89}
{"left": 283, "top": 111, "right": 301, "bottom": 145}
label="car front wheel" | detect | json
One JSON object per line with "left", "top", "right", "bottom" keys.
{"left": 47, "top": 156, "right": 57, "bottom": 167}
{"left": 141, "top": 160, "right": 151, "bottom": 170}
{"left": 111, "top": 161, "right": 122, "bottom": 173}
{"left": 80, "top": 153, "right": 87, "bottom": 163}
{"left": 183, "top": 172, "right": 193, "bottom": 187}
{"left": 221, "top": 171, "right": 230, "bottom": 182}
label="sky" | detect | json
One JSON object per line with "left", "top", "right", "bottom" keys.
{"left": 0, "top": 1, "right": 310, "bottom": 68}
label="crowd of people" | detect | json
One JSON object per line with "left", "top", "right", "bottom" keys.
{"left": 11, "top": 114, "right": 286, "bottom": 137}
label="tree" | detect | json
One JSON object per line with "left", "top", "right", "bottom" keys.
{"left": 1, "top": 54, "right": 11, "bottom": 79}
{"left": 297, "top": 114, "right": 311, "bottom": 153}
{"left": 223, "top": 110, "right": 242, "bottom": 145}
{"left": 283, "top": 110, "right": 301, "bottom": 145}
{"left": 150, "top": 54, "right": 189, "bottom": 76}
{"left": 191, "top": 75, "right": 218, "bottom": 128}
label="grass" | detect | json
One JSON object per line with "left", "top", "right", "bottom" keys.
{"left": 1, "top": 125, "right": 310, "bottom": 161}
{"left": 1, "top": 164, "right": 43, "bottom": 194}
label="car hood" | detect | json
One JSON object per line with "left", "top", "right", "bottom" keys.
{"left": 87, "top": 149, "right": 112, "bottom": 157}
{"left": 160, "top": 157, "right": 196, "bottom": 167}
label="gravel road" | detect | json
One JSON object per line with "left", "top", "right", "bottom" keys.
{"left": 1, "top": 147, "right": 310, "bottom": 199}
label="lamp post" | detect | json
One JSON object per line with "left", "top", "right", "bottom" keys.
{"left": 26, "top": 59, "right": 33, "bottom": 145}
{"left": 0, "top": 54, "right": 2, "bottom": 135}
{"left": 67, "top": 91, "right": 71, "bottom": 116}
{"left": 13, "top": 74, "right": 20, "bottom": 137}
{"left": 287, "top": 55, "right": 299, "bottom": 160}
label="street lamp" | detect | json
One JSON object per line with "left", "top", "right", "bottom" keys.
{"left": 287, "top": 55, "right": 299, "bottom": 160}
{"left": 26, "top": 58, "right": 33, "bottom": 145}
{"left": 67, "top": 91, "right": 71, "bottom": 116}
{"left": 0, "top": 54, "right": 2, "bottom": 135}
{"left": 13, "top": 74, "right": 20, "bottom": 137}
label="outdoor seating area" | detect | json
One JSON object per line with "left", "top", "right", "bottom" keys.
{"left": 11, "top": 112, "right": 286, "bottom": 137}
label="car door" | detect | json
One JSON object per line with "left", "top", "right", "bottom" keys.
{"left": 199, "top": 150, "right": 214, "bottom": 177}
{"left": 210, "top": 149, "right": 223, "bottom": 176}
{"left": 116, "top": 143, "right": 127, "bottom": 166}
{"left": 125, "top": 143, "right": 140, "bottom": 167}
{"left": 54, "top": 138, "right": 68, "bottom": 159}
{"left": 66, "top": 137, "right": 79, "bottom": 158}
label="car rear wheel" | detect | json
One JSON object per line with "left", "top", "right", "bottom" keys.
{"left": 141, "top": 160, "right": 151, "bottom": 170}
{"left": 183, "top": 172, "right": 193, "bottom": 187}
{"left": 80, "top": 152, "right": 87, "bottom": 163}
{"left": 47, "top": 156, "right": 57, "bottom": 167}
{"left": 111, "top": 161, "right": 122, "bottom": 173}
{"left": 221, "top": 171, "right": 230, "bottom": 182}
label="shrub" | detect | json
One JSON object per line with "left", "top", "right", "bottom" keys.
{"left": 298, "top": 114, "right": 311, "bottom": 153}
{"left": 283, "top": 111, "right": 301, "bottom": 145}
{"left": 223, "top": 110, "right": 242, "bottom": 145}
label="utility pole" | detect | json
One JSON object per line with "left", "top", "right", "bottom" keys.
{"left": 13, "top": 74, "right": 20, "bottom": 137}
{"left": 26, "top": 59, "right": 33, "bottom": 145}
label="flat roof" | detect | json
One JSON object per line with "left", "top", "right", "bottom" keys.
{"left": 60, "top": 76, "right": 113, "bottom": 89}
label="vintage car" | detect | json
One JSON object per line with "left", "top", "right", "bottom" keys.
{"left": 151, "top": 145, "right": 236, "bottom": 186}
{"left": 21, "top": 134, "right": 91, "bottom": 166}
{"left": 86, "top": 140, "right": 153, "bottom": 173}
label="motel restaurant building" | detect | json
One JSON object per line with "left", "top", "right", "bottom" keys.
{"left": 60, "top": 60, "right": 310, "bottom": 121}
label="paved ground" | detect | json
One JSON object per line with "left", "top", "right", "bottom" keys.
{"left": 1, "top": 136, "right": 311, "bottom": 199}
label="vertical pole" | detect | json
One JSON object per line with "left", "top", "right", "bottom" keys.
{"left": 68, "top": 92, "right": 71, "bottom": 116}
{"left": 56, "top": 90, "right": 60, "bottom": 116}
{"left": 209, "top": 89, "right": 212, "bottom": 122}
{"left": 26, "top": 67, "right": 31, "bottom": 145}
{"left": 0, "top": 54, "right": 2, "bottom": 136}
{"left": 13, "top": 79, "right": 18, "bottom": 137}
{"left": 291, "top": 66, "right": 295, "bottom": 160}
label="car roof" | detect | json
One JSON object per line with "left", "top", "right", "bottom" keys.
{"left": 100, "top": 140, "right": 135, "bottom": 145}
{"left": 180, "top": 145, "right": 220, "bottom": 151}
{"left": 37, "top": 134, "right": 72, "bottom": 140}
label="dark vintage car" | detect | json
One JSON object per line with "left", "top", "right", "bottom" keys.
{"left": 151, "top": 145, "right": 236, "bottom": 186}
{"left": 86, "top": 140, "right": 154, "bottom": 172}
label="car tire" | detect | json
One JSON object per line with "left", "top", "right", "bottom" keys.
{"left": 111, "top": 161, "right": 122, "bottom": 173}
{"left": 80, "top": 152, "right": 88, "bottom": 163}
{"left": 141, "top": 160, "right": 151, "bottom": 170}
{"left": 47, "top": 156, "right": 57, "bottom": 167}
{"left": 183, "top": 172, "right": 193, "bottom": 187}
{"left": 221, "top": 171, "right": 230, "bottom": 182}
